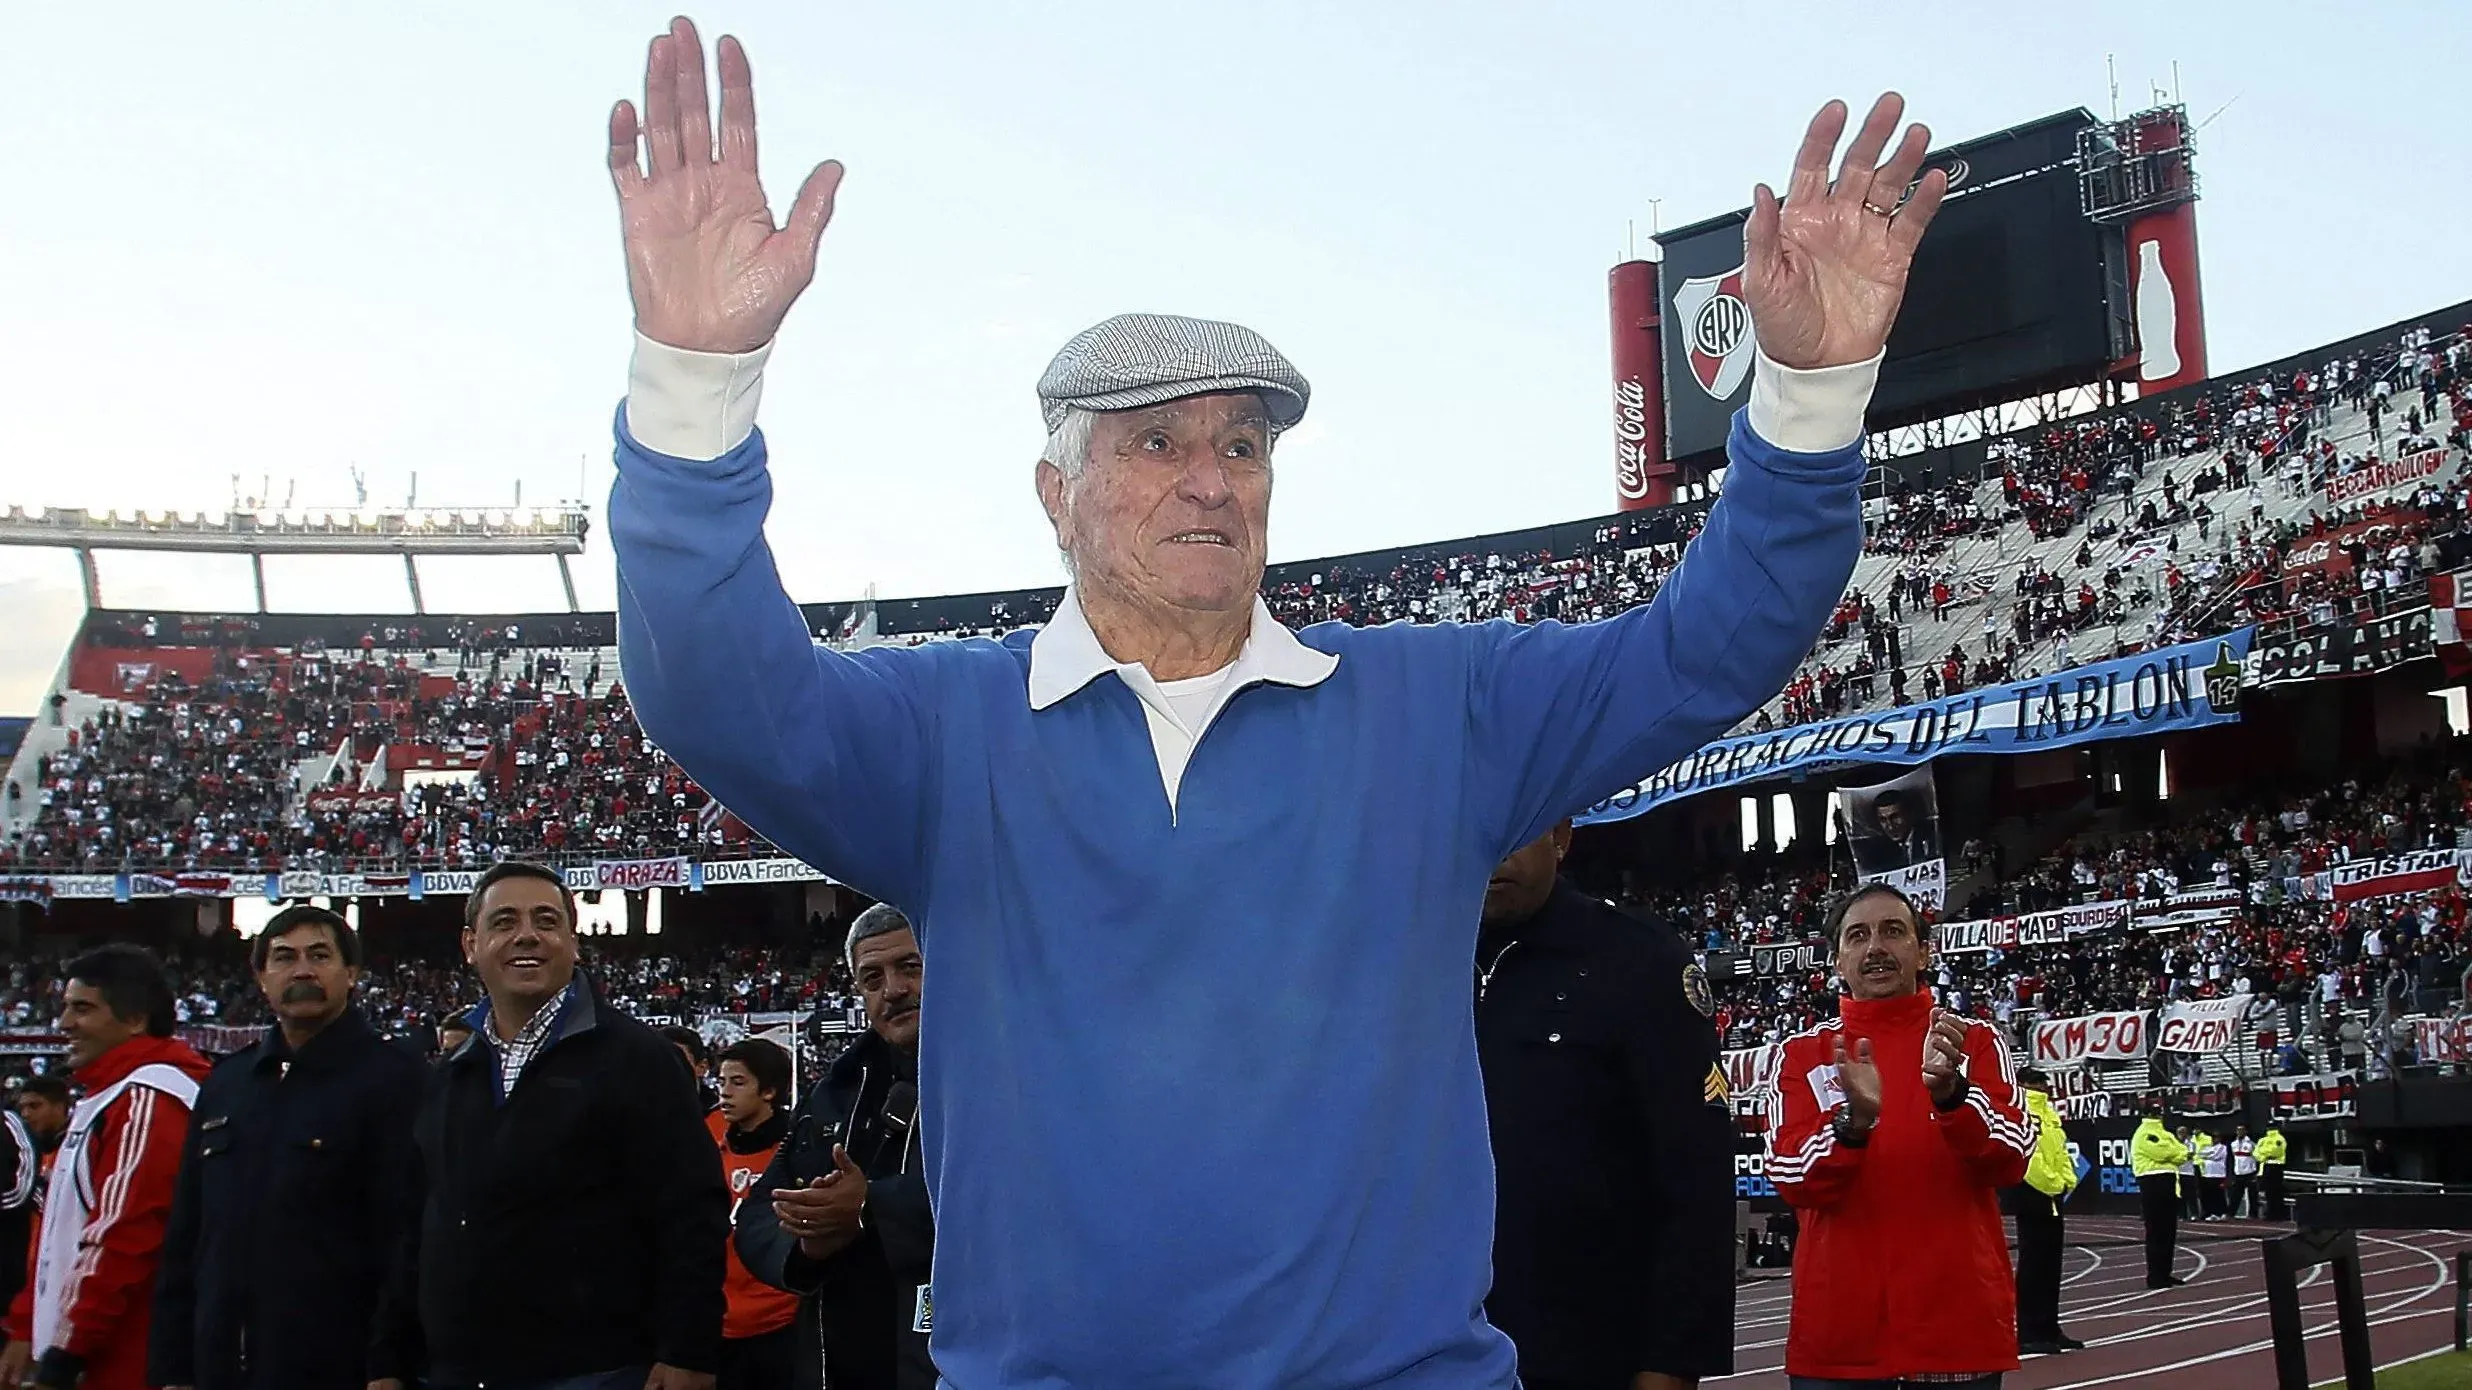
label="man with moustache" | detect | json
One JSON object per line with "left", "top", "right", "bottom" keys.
{"left": 1474, "top": 822, "right": 1734, "bottom": 1390}
{"left": 1765, "top": 886, "right": 2032, "bottom": 1388}
{"left": 149, "top": 904, "right": 426, "bottom": 1390}
{"left": 737, "top": 905, "right": 933, "bottom": 1389}
{"left": 373, "top": 861, "right": 727, "bottom": 1390}
{"left": 0, "top": 946, "right": 211, "bottom": 1390}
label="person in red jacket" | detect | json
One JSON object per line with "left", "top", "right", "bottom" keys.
{"left": 0, "top": 945, "right": 211, "bottom": 1390}
{"left": 1763, "top": 885, "right": 2033, "bottom": 1388}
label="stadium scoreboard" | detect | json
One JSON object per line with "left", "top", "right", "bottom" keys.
{"left": 1654, "top": 109, "right": 2128, "bottom": 463}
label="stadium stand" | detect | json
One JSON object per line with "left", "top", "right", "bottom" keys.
{"left": 6, "top": 314, "right": 2466, "bottom": 874}
{"left": 4, "top": 307, "right": 2471, "bottom": 1117}
{"left": 1675, "top": 735, "right": 2472, "bottom": 1071}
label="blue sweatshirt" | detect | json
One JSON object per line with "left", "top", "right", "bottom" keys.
{"left": 610, "top": 387, "right": 1865, "bottom": 1387}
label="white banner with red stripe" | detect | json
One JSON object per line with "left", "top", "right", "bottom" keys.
{"left": 2410, "top": 1014, "right": 2471, "bottom": 1063}
{"left": 2031, "top": 1009, "right": 2150, "bottom": 1065}
{"left": 2322, "top": 445, "right": 2452, "bottom": 506}
{"left": 2154, "top": 996, "right": 2252, "bottom": 1053}
{"left": 1935, "top": 899, "right": 2133, "bottom": 955}
{"left": 2322, "top": 847, "right": 2467, "bottom": 903}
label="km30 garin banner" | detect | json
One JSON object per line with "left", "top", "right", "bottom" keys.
{"left": 1579, "top": 629, "right": 2253, "bottom": 824}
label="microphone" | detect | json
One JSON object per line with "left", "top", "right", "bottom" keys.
{"left": 884, "top": 1081, "right": 918, "bottom": 1133}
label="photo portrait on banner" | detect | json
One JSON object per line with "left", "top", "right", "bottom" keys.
{"left": 1837, "top": 766, "right": 1946, "bottom": 910}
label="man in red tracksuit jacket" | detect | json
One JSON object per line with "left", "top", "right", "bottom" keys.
{"left": 1764, "top": 886, "right": 2033, "bottom": 1389}
{"left": 0, "top": 947, "right": 211, "bottom": 1390}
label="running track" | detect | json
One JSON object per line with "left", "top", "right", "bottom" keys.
{"left": 1715, "top": 1215, "right": 2470, "bottom": 1388}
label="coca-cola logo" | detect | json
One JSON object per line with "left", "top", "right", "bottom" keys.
{"left": 1614, "top": 377, "right": 1649, "bottom": 442}
{"left": 2287, "top": 539, "right": 2333, "bottom": 569}
{"left": 1614, "top": 376, "right": 1651, "bottom": 500}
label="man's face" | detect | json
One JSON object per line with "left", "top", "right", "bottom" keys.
{"left": 461, "top": 877, "right": 578, "bottom": 1013}
{"left": 716, "top": 1058, "right": 775, "bottom": 1129}
{"left": 1037, "top": 392, "right": 1272, "bottom": 617}
{"left": 852, "top": 928, "right": 923, "bottom": 1051}
{"left": 58, "top": 980, "right": 146, "bottom": 1073}
{"left": 1835, "top": 893, "right": 1927, "bottom": 1001}
{"left": 1482, "top": 823, "right": 1572, "bottom": 928}
{"left": 257, "top": 922, "right": 357, "bottom": 1034}
{"left": 14, "top": 1093, "right": 65, "bottom": 1143}
{"left": 1875, "top": 800, "right": 1911, "bottom": 841}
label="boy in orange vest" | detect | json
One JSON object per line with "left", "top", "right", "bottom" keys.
{"left": 709, "top": 1038, "right": 801, "bottom": 1389}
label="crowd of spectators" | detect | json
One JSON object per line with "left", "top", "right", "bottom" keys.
{"left": 0, "top": 639, "right": 758, "bottom": 872}
{"left": 1659, "top": 733, "right": 2472, "bottom": 1087}
{"left": 1755, "top": 323, "right": 2472, "bottom": 732}
{"left": 6, "top": 322, "right": 2469, "bottom": 875}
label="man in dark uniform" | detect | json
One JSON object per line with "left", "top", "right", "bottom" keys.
{"left": 1475, "top": 821, "right": 1734, "bottom": 1390}
{"left": 149, "top": 904, "right": 426, "bottom": 1390}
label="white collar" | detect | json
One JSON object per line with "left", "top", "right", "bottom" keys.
{"left": 1026, "top": 587, "right": 1338, "bottom": 711}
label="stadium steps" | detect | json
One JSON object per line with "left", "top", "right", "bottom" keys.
{"left": 1, "top": 687, "right": 119, "bottom": 848}
{"left": 1736, "top": 383, "right": 2403, "bottom": 734}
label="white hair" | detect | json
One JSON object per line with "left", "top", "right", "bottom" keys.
{"left": 1041, "top": 409, "right": 1095, "bottom": 577}
{"left": 1042, "top": 408, "right": 1098, "bottom": 478}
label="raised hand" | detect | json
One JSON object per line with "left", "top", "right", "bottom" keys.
{"left": 608, "top": 16, "right": 844, "bottom": 354}
{"left": 1744, "top": 92, "right": 1947, "bottom": 371}
{"left": 1923, "top": 1008, "right": 1971, "bottom": 1103}
{"left": 1832, "top": 1035, "right": 1883, "bottom": 1129}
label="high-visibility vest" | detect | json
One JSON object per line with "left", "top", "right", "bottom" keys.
{"left": 2132, "top": 1119, "right": 2190, "bottom": 1178}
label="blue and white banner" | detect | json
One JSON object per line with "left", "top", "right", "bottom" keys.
{"left": 1579, "top": 628, "right": 2254, "bottom": 824}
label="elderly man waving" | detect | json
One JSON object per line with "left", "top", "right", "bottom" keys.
{"left": 605, "top": 18, "right": 1943, "bottom": 1388}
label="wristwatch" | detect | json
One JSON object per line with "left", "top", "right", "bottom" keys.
{"left": 1831, "top": 1108, "right": 1873, "bottom": 1148}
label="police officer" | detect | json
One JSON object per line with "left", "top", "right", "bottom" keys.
{"left": 2013, "top": 1068, "right": 2082, "bottom": 1355}
{"left": 1474, "top": 821, "right": 1733, "bottom": 1390}
{"left": 149, "top": 905, "right": 426, "bottom": 1390}
{"left": 2131, "top": 1107, "right": 2190, "bottom": 1289}
{"left": 2256, "top": 1120, "right": 2291, "bottom": 1220}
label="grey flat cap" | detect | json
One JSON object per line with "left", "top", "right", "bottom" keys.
{"left": 1037, "top": 313, "right": 1310, "bottom": 436}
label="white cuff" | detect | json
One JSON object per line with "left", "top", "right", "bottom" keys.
{"left": 623, "top": 332, "right": 772, "bottom": 461}
{"left": 1746, "top": 348, "right": 1882, "bottom": 454}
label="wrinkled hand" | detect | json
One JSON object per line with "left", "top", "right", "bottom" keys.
{"left": 773, "top": 1143, "right": 868, "bottom": 1256}
{"left": 644, "top": 1364, "right": 716, "bottom": 1390}
{"left": 1831, "top": 1035, "right": 1883, "bottom": 1130}
{"left": 609, "top": 16, "right": 844, "bottom": 354}
{"left": 1923, "top": 1008, "right": 1971, "bottom": 1103}
{"left": 0, "top": 1342, "right": 29, "bottom": 1390}
{"left": 1745, "top": 92, "right": 1947, "bottom": 371}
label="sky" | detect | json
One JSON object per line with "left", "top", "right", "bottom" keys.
{"left": 2, "top": 1, "right": 2467, "bottom": 712}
